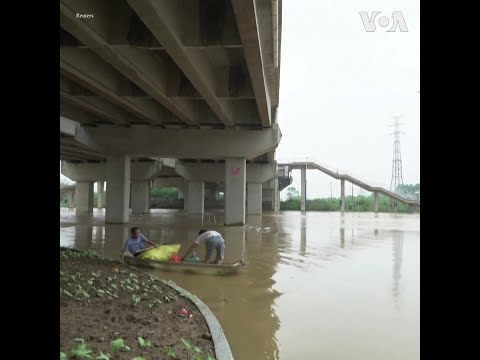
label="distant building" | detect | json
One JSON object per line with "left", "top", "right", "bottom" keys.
{"left": 415, "top": 191, "right": 420, "bottom": 201}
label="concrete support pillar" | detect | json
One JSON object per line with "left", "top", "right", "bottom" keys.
{"left": 225, "top": 158, "right": 246, "bottom": 225}
{"left": 247, "top": 183, "right": 263, "bottom": 215}
{"left": 67, "top": 191, "right": 75, "bottom": 208}
{"left": 97, "top": 181, "right": 105, "bottom": 208}
{"left": 131, "top": 180, "right": 151, "bottom": 214}
{"left": 374, "top": 191, "right": 379, "bottom": 213}
{"left": 105, "top": 155, "right": 131, "bottom": 224}
{"left": 177, "top": 186, "right": 184, "bottom": 200}
{"left": 301, "top": 166, "right": 307, "bottom": 212}
{"left": 188, "top": 181, "right": 204, "bottom": 214}
{"left": 408, "top": 204, "right": 415, "bottom": 214}
{"left": 183, "top": 182, "right": 189, "bottom": 210}
{"left": 273, "top": 178, "right": 280, "bottom": 213}
{"left": 76, "top": 182, "right": 94, "bottom": 214}
{"left": 340, "top": 179, "right": 345, "bottom": 213}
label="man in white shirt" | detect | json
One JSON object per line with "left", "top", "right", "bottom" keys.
{"left": 181, "top": 229, "right": 225, "bottom": 264}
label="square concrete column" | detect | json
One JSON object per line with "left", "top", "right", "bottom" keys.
{"left": 76, "top": 182, "right": 94, "bottom": 214}
{"left": 340, "top": 179, "right": 345, "bottom": 213}
{"left": 177, "top": 186, "right": 184, "bottom": 200}
{"left": 262, "top": 188, "right": 274, "bottom": 210}
{"left": 97, "top": 181, "right": 105, "bottom": 208}
{"left": 188, "top": 181, "right": 204, "bottom": 214}
{"left": 183, "top": 182, "right": 189, "bottom": 210}
{"left": 374, "top": 191, "right": 379, "bottom": 213}
{"left": 131, "top": 180, "right": 151, "bottom": 214}
{"left": 273, "top": 178, "right": 280, "bottom": 213}
{"left": 247, "top": 183, "right": 263, "bottom": 215}
{"left": 105, "top": 155, "right": 131, "bottom": 224}
{"left": 67, "top": 191, "right": 75, "bottom": 208}
{"left": 225, "top": 158, "right": 246, "bottom": 225}
{"left": 301, "top": 166, "right": 307, "bottom": 212}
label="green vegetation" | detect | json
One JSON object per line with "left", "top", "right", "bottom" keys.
{"left": 150, "top": 187, "right": 178, "bottom": 199}
{"left": 180, "top": 338, "right": 215, "bottom": 360}
{"left": 281, "top": 185, "right": 419, "bottom": 213}
{"left": 71, "top": 338, "right": 93, "bottom": 359}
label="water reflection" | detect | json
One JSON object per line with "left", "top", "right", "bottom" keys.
{"left": 300, "top": 217, "right": 306, "bottom": 256}
{"left": 340, "top": 227, "right": 345, "bottom": 248}
{"left": 392, "top": 231, "right": 403, "bottom": 310}
{"left": 60, "top": 211, "right": 419, "bottom": 360}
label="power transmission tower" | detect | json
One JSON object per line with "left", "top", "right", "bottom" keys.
{"left": 389, "top": 116, "right": 405, "bottom": 194}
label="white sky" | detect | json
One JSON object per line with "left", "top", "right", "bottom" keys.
{"left": 61, "top": 0, "right": 420, "bottom": 200}
{"left": 276, "top": 0, "right": 419, "bottom": 198}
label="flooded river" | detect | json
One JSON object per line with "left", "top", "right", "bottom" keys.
{"left": 60, "top": 209, "right": 420, "bottom": 360}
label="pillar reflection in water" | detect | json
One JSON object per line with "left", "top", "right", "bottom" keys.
{"left": 90, "top": 226, "right": 105, "bottom": 256}
{"left": 340, "top": 227, "right": 345, "bottom": 248}
{"left": 392, "top": 231, "right": 403, "bottom": 310}
{"left": 74, "top": 225, "right": 93, "bottom": 250}
{"left": 300, "top": 216, "right": 306, "bottom": 256}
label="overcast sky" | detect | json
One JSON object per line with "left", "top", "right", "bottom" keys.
{"left": 61, "top": 0, "right": 419, "bottom": 199}
{"left": 276, "top": 0, "right": 419, "bottom": 198}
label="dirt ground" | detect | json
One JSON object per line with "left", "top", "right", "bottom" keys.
{"left": 60, "top": 248, "right": 215, "bottom": 360}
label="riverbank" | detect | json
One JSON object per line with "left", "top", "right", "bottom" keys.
{"left": 60, "top": 248, "right": 215, "bottom": 359}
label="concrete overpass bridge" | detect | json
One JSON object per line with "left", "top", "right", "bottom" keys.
{"left": 60, "top": 0, "right": 283, "bottom": 225}
{"left": 279, "top": 162, "right": 420, "bottom": 213}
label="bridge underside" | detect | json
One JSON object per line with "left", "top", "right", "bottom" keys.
{"left": 60, "top": 0, "right": 283, "bottom": 224}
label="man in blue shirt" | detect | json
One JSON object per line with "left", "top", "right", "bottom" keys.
{"left": 120, "top": 227, "right": 159, "bottom": 260}
{"left": 181, "top": 229, "right": 225, "bottom": 264}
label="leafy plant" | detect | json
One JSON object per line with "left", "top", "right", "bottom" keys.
{"left": 205, "top": 352, "right": 215, "bottom": 360}
{"left": 181, "top": 338, "right": 203, "bottom": 360}
{"left": 137, "top": 337, "right": 152, "bottom": 348}
{"left": 71, "top": 338, "right": 93, "bottom": 359}
{"left": 60, "top": 352, "right": 68, "bottom": 360}
{"left": 95, "top": 351, "right": 110, "bottom": 360}
{"left": 111, "top": 339, "right": 130, "bottom": 356}
{"left": 131, "top": 294, "right": 141, "bottom": 306}
{"left": 164, "top": 346, "right": 176, "bottom": 358}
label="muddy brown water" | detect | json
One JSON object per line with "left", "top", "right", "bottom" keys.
{"left": 60, "top": 208, "right": 420, "bottom": 360}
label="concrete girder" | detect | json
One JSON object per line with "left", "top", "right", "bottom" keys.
{"left": 60, "top": 0, "right": 198, "bottom": 126}
{"left": 127, "top": 0, "right": 237, "bottom": 127}
{"left": 175, "top": 161, "right": 276, "bottom": 183}
{"left": 61, "top": 160, "right": 162, "bottom": 182}
{"left": 231, "top": 0, "right": 272, "bottom": 127}
{"left": 73, "top": 123, "right": 281, "bottom": 159}
{"left": 60, "top": 48, "right": 179, "bottom": 125}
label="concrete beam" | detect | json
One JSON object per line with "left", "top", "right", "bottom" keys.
{"left": 127, "top": 0, "right": 236, "bottom": 127}
{"left": 60, "top": 0, "right": 197, "bottom": 126}
{"left": 175, "top": 162, "right": 276, "bottom": 183}
{"left": 74, "top": 124, "right": 281, "bottom": 159}
{"left": 61, "top": 160, "right": 162, "bottom": 181}
{"left": 152, "top": 177, "right": 184, "bottom": 188}
{"left": 231, "top": 0, "right": 271, "bottom": 127}
{"left": 60, "top": 116, "right": 78, "bottom": 137}
{"left": 60, "top": 48, "right": 181, "bottom": 126}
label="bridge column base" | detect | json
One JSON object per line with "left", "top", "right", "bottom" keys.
{"left": 247, "top": 183, "right": 263, "bottom": 215}
{"left": 188, "top": 181, "right": 204, "bottom": 214}
{"left": 225, "top": 158, "right": 246, "bottom": 225}
{"left": 131, "top": 180, "right": 151, "bottom": 214}
{"left": 105, "top": 155, "right": 131, "bottom": 224}
{"left": 76, "top": 182, "right": 94, "bottom": 214}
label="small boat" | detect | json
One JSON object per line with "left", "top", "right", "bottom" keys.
{"left": 124, "top": 256, "right": 245, "bottom": 276}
